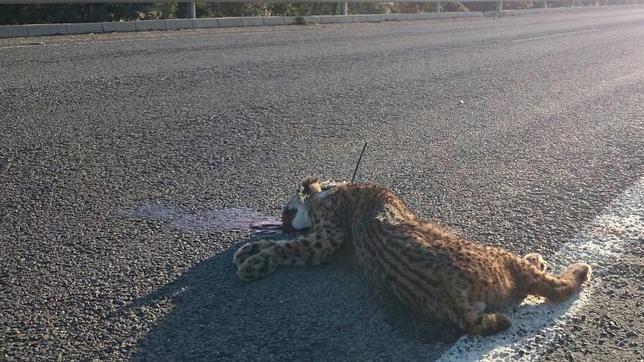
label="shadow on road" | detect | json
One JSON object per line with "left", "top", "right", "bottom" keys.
{"left": 123, "top": 199, "right": 590, "bottom": 361}
{"left": 131, "top": 237, "right": 461, "bottom": 361}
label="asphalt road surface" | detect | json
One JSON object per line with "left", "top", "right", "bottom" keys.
{"left": 1, "top": 6, "right": 643, "bottom": 361}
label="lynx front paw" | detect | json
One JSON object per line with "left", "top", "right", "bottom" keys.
{"left": 237, "top": 253, "right": 277, "bottom": 282}
{"left": 233, "top": 240, "right": 275, "bottom": 266}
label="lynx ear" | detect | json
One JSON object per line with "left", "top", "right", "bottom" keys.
{"left": 298, "top": 177, "right": 322, "bottom": 200}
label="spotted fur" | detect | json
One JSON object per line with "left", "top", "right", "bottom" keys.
{"left": 233, "top": 177, "right": 591, "bottom": 336}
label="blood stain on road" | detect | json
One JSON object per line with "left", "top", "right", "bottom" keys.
{"left": 124, "top": 201, "right": 283, "bottom": 236}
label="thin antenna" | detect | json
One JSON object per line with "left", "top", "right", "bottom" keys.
{"left": 351, "top": 141, "right": 368, "bottom": 183}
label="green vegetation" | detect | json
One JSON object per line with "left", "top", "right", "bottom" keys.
{"left": 0, "top": 1, "right": 540, "bottom": 26}
{"left": 1, "top": 3, "right": 186, "bottom": 25}
{"left": 0, "top": 2, "right": 339, "bottom": 25}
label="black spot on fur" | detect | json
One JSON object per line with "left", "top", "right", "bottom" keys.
{"left": 314, "top": 242, "right": 322, "bottom": 248}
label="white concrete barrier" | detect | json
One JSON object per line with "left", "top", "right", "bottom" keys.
{"left": 192, "top": 18, "right": 219, "bottom": 28}
{"left": 165, "top": 19, "right": 194, "bottom": 30}
{"left": 102, "top": 21, "right": 136, "bottom": 33}
{"left": 262, "top": 17, "right": 286, "bottom": 26}
{"left": 455, "top": 11, "right": 485, "bottom": 17}
{"left": 241, "top": 17, "right": 264, "bottom": 27}
{"left": 351, "top": 14, "right": 385, "bottom": 22}
{"left": 135, "top": 20, "right": 167, "bottom": 31}
{"left": 0, "top": 25, "right": 28, "bottom": 38}
{"left": 386, "top": 13, "right": 421, "bottom": 21}
{"left": 319, "top": 15, "right": 353, "bottom": 24}
{"left": 218, "top": 17, "right": 243, "bottom": 27}
{"left": 66, "top": 22, "right": 103, "bottom": 35}
{"left": 0, "top": 5, "right": 638, "bottom": 39}
{"left": 283, "top": 17, "right": 298, "bottom": 25}
{"left": 302, "top": 15, "right": 322, "bottom": 24}
{"left": 26, "top": 24, "right": 67, "bottom": 36}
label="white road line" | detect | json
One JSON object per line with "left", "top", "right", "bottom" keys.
{"left": 512, "top": 29, "right": 598, "bottom": 43}
{"left": 438, "top": 177, "right": 644, "bottom": 362}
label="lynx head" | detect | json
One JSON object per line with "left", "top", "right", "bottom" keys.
{"left": 281, "top": 177, "right": 344, "bottom": 232}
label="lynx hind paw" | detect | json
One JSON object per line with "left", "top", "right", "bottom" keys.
{"left": 524, "top": 253, "right": 547, "bottom": 272}
{"left": 233, "top": 240, "right": 275, "bottom": 266}
{"left": 237, "top": 253, "right": 277, "bottom": 282}
{"left": 566, "top": 262, "right": 592, "bottom": 284}
{"left": 469, "top": 313, "right": 512, "bottom": 336}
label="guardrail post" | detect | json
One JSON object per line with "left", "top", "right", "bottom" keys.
{"left": 434, "top": 2, "right": 442, "bottom": 12}
{"left": 496, "top": 0, "right": 503, "bottom": 11}
{"left": 341, "top": 2, "right": 348, "bottom": 16}
{"left": 542, "top": 0, "right": 548, "bottom": 8}
{"left": 188, "top": 2, "right": 196, "bottom": 18}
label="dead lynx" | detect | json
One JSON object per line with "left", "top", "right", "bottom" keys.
{"left": 233, "top": 177, "right": 590, "bottom": 335}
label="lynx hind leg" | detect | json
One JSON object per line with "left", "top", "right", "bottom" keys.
{"left": 233, "top": 240, "right": 275, "bottom": 266}
{"left": 524, "top": 252, "right": 547, "bottom": 272}
{"left": 449, "top": 291, "right": 512, "bottom": 336}
{"left": 528, "top": 262, "right": 591, "bottom": 302}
